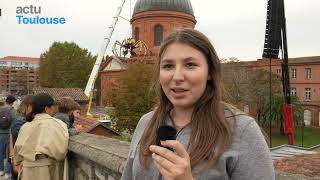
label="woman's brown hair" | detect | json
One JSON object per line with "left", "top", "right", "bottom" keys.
{"left": 17, "top": 95, "right": 34, "bottom": 116}
{"left": 56, "top": 97, "right": 81, "bottom": 114}
{"left": 139, "top": 28, "right": 233, "bottom": 172}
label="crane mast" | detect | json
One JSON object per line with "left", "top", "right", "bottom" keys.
{"left": 84, "top": 0, "right": 126, "bottom": 97}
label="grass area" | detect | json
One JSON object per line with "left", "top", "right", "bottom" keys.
{"left": 266, "top": 127, "right": 320, "bottom": 148}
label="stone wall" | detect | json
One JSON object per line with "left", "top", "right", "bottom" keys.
{"left": 68, "top": 133, "right": 320, "bottom": 180}
{"left": 68, "top": 133, "right": 130, "bottom": 180}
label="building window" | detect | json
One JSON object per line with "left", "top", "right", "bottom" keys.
{"left": 304, "top": 88, "right": 311, "bottom": 101}
{"left": 304, "top": 110, "right": 311, "bottom": 126}
{"left": 291, "top": 87, "right": 297, "bottom": 96}
{"left": 154, "top": 24, "right": 163, "bottom": 46}
{"left": 0, "top": 61, "right": 7, "bottom": 65}
{"left": 305, "top": 68, "right": 311, "bottom": 80}
{"left": 291, "top": 68, "right": 297, "bottom": 79}
{"left": 244, "top": 105, "right": 249, "bottom": 114}
{"left": 134, "top": 27, "right": 140, "bottom": 41}
{"left": 13, "top": 62, "right": 22, "bottom": 66}
{"left": 276, "top": 69, "right": 281, "bottom": 74}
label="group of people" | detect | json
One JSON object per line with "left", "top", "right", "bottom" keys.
{"left": 0, "top": 94, "right": 83, "bottom": 180}
{"left": 0, "top": 28, "right": 274, "bottom": 180}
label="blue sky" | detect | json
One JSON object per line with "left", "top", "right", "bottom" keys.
{"left": 0, "top": 0, "right": 319, "bottom": 61}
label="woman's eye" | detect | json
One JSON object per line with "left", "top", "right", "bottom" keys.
{"left": 186, "top": 63, "right": 197, "bottom": 68}
{"left": 162, "top": 64, "right": 173, "bottom": 69}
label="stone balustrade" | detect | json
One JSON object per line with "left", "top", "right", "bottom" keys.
{"left": 68, "top": 133, "right": 130, "bottom": 180}
{"left": 68, "top": 133, "right": 319, "bottom": 180}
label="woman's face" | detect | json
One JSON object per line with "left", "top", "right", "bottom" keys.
{"left": 159, "top": 43, "right": 209, "bottom": 109}
{"left": 45, "top": 106, "right": 56, "bottom": 116}
{"left": 72, "top": 110, "right": 81, "bottom": 117}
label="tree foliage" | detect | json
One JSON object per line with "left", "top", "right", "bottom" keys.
{"left": 16, "top": 70, "right": 28, "bottom": 95}
{"left": 264, "top": 95, "right": 303, "bottom": 134}
{"left": 221, "top": 57, "right": 282, "bottom": 107}
{"left": 221, "top": 58, "right": 303, "bottom": 128}
{"left": 38, "top": 42, "right": 96, "bottom": 89}
{"left": 221, "top": 57, "right": 249, "bottom": 103}
{"left": 107, "top": 64, "right": 156, "bottom": 133}
{"left": 245, "top": 69, "right": 282, "bottom": 123}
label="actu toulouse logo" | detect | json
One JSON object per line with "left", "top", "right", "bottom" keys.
{"left": 16, "top": 5, "right": 66, "bottom": 25}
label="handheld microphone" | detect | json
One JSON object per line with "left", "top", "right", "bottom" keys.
{"left": 156, "top": 125, "right": 177, "bottom": 151}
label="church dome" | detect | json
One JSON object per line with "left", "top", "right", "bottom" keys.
{"left": 133, "top": 0, "right": 194, "bottom": 16}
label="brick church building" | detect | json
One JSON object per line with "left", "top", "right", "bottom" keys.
{"left": 100, "top": 0, "right": 196, "bottom": 104}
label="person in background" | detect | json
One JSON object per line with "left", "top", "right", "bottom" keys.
{"left": 52, "top": 100, "right": 60, "bottom": 115}
{"left": 121, "top": 29, "right": 275, "bottom": 180}
{"left": 0, "top": 95, "right": 16, "bottom": 179}
{"left": 11, "top": 99, "right": 20, "bottom": 111}
{"left": 9, "top": 95, "right": 33, "bottom": 180}
{"left": 14, "top": 93, "right": 69, "bottom": 180}
{"left": 54, "top": 97, "right": 83, "bottom": 136}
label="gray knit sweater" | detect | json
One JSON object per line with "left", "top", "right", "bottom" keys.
{"left": 121, "top": 110, "right": 275, "bottom": 180}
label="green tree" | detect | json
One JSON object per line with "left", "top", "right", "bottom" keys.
{"left": 38, "top": 42, "right": 96, "bottom": 88}
{"left": 221, "top": 59, "right": 282, "bottom": 123}
{"left": 221, "top": 59, "right": 303, "bottom": 132}
{"left": 245, "top": 69, "right": 282, "bottom": 123}
{"left": 17, "top": 69, "right": 28, "bottom": 95}
{"left": 108, "top": 64, "right": 156, "bottom": 133}
{"left": 264, "top": 95, "right": 303, "bottom": 134}
{"left": 221, "top": 57, "right": 248, "bottom": 103}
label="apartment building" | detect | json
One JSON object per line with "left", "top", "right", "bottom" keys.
{"left": 0, "top": 56, "right": 40, "bottom": 96}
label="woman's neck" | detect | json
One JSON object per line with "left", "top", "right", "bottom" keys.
{"left": 171, "top": 107, "right": 193, "bottom": 128}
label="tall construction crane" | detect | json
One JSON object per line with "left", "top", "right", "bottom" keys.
{"left": 84, "top": 0, "right": 126, "bottom": 115}
{"left": 263, "top": 0, "right": 294, "bottom": 145}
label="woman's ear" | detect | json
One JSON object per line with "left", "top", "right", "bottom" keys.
{"left": 44, "top": 106, "right": 54, "bottom": 116}
{"left": 27, "top": 105, "right": 32, "bottom": 114}
{"left": 44, "top": 106, "right": 50, "bottom": 113}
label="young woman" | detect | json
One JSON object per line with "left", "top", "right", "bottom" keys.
{"left": 10, "top": 95, "right": 33, "bottom": 180}
{"left": 121, "top": 29, "right": 275, "bottom": 180}
{"left": 54, "top": 97, "right": 83, "bottom": 136}
{"left": 11, "top": 95, "right": 33, "bottom": 152}
{"left": 14, "top": 93, "right": 69, "bottom": 180}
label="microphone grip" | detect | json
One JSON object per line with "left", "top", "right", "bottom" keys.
{"left": 156, "top": 125, "right": 177, "bottom": 151}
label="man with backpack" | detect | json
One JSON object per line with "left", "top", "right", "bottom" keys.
{"left": 0, "top": 95, "right": 16, "bottom": 179}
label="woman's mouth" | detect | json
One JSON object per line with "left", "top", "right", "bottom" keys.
{"left": 171, "top": 88, "right": 188, "bottom": 98}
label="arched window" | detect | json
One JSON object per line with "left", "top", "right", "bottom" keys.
{"left": 134, "top": 27, "right": 140, "bottom": 40}
{"left": 154, "top": 24, "right": 163, "bottom": 46}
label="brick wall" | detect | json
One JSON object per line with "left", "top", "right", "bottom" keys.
{"left": 100, "top": 70, "right": 125, "bottom": 105}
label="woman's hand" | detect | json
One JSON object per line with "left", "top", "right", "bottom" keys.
{"left": 149, "top": 140, "right": 194, "bottom": 180}
{"left": 75, "top": 124, "right": 83, "bottom": 132}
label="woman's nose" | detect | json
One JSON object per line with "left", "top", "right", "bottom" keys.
{"left": 172, "top": 67, "right": 184, "bottom": 81}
